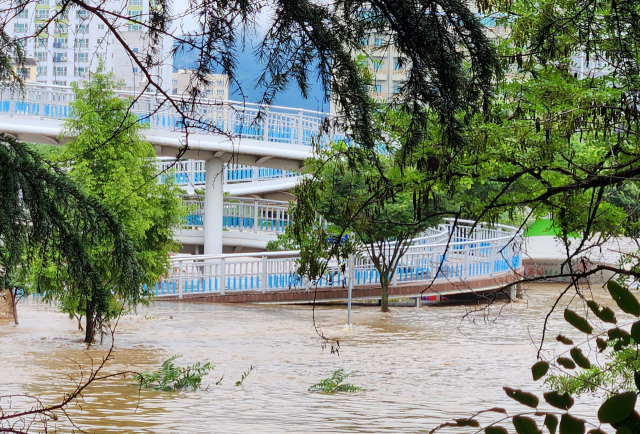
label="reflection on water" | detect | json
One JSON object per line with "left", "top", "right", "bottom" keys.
{"left": 0, "top": 285, "right": 612, "bottom": 433}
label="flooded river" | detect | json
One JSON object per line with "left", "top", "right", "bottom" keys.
{"left": 0, "top": 284, "right": 609, "bottom": 433}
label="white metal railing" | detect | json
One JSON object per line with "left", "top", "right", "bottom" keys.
{"left": 157, "top": 158, "right": 299, "bottom": 187}
{"left": 0, "top": 83, "right": 345, "bottom": 147}
{"left": 154, "top": 220, "right": 523, "bottom": 297}
{"left": 182, "top": 195, "right": 291, "bottom": 234}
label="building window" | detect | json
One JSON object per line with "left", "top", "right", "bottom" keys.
{"left": 373, "top": 59, "right": 382, "bottom": 72}
{"left": 217, "top": 80, "right": 224, "bottom": 87}
{"left": 36, "top": 52, "right": 48, "bottom": 62}
{"left": 361, "top": 37, "right": 369, "bottom": 46}
{"left": 97, "top": 24, "right": 105, "bottom": 29}
{"left": 97, "top": 38, "right": 104, "bottom": 46}
{"left": 35, "top": 9, "right": 49, "bottom": 19}
{"left": 129, "top": 0, "right": 143, "bottom": 5}
{"left": 53, "top": 80, "right": 66, "bottom": 85}
{"left": 36, "top": 0, "right": 49, "bottom": 4}
{"left": 36, "top": 37, "right": 48, "bottom": 47}
{"left": 133, "top": 67, "right": 139, "bottom": 73}
{"left": 370, "top": 84, "right": 381, "bottom": 94}
{"left": 393, "top": 85, "right": 402, "bottom": 94}
{"left": 37, "top": 66, "right": 47, "bottom": 75}
{"left": 74, "top": 66, "right": 89, "bottom": 77}
{"left": 75, "top": 24, "right": 88, "bottom": 33}
{"left": 132, "top": 47, "right": 138, "bottom": 53}
{"left": 14, "top": 23, "right": 27, "bottom": 33}
{"left": 54, "top": 66, "right": 67, "bottom": 76}
{"left": 394, "top": 58, "right": 403, "bottom": 72}
{"left": 53, "top": 38, "right": 67, "bottom": 48}
{"left": 128, "top": 10, "right": 141, "bottom": 18}
{"left": 17, "top": 9, "right": 28, "bottom": 18}
{"left": 77, "top": 38, "right": 88, "bottom": 48}
{"left": 75, "top": 52, "right": 88, "bottom": 62}
{"left": 54, "top": 23, "right": 68, "bottom": 34}
{"left": 374, "top": 37, "right": 383, "bottom": 46}
{"left": 17, "top": 67, "right": 31, "bottom": 78}
{"left": 217, "top": 89, "right": 224, "bottom": 96}
{"left": 77, "top": 9, "right": 88, "bottom": 18}
{"left": 53, "top": 52, "right": 67, "bottom": 62}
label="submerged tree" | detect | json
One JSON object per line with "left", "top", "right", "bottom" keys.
{"left": 272, "top": 136, "right": 454, "bottom": 312}
{"left": 34, "top": 66, "right": 183, "bottom": 343}
{"left": 0, "top": 133, "right": 142, "bottom": 328}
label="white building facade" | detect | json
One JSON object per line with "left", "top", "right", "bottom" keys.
{"left": 6, "top": 0, "right": 172, "bottom": 92}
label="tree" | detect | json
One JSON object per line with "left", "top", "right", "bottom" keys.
{"left": 272, "top": 138, "right": 452, "bottom": 312}
{"left": 36, "top": 66, "right": 183, "bottom": 343}
{"left": 0, "top": 134, "right": 143, "bottom": 327}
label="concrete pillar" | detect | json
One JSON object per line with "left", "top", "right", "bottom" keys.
{"left": 204, "top": 157, "right": 224, "bottom": 255}
{"left": 415, "top": 296, "right": 421, "bottom": 308}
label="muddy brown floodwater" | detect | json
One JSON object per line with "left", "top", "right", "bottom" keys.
{"left": 0, "top": 284, "right": 612, "bottom": 433}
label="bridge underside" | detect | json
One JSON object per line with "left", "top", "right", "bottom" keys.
{"left": 156, "top": 268, "right": 523, "bottom": 304}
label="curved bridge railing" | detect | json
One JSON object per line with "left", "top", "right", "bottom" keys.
{"left": 0, "top": 83, "right": 343, "bottom": 146}
{"left": 155, "top": 220, "right": 523, "bottom": 297}
{"left": 159, "top": 158, "right": 299, "bottom": 187}
{"left": 183, "top": 195, "right": 290, "bottom": 233}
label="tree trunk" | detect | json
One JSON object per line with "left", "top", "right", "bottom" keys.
{"left": 380, "top": 278, "right": 389, "bottom": 313}
{"left": 9, "top": 289, "right": 18, "bottom": 325}
{"left": 85, "top": 299, "right": 95, "bottom": 344}
{"left": 75, "top": 314, "right": 84, "bottom": 331}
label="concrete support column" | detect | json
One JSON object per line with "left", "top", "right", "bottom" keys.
{"left": 204, "top": 157, "right": 224, "bottom": 255}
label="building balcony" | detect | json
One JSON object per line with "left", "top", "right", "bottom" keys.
{"left": 53, "top": 56, "right": 68, "bottom": 62}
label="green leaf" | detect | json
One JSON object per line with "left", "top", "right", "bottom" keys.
{"left": 557, "top": 357, "right": 577, "bottom": 370}
{"left": 616, "top": 427, "right": 632, "bottom": 434}
{"left": 587, "top": 300, "right": 617, "bottom": 324}
{"left": 504, "top": 387, "right": 539, "bottom": 408}
{"left": 544, "top": 391, "right": 575, "bottom": 410}
{"left": 486, "top": 427, "right": 509, "bottom": 434}
{"left": 598, "top": 392, "right": 637, "bottom": 424}
{"left": 455, "top": 418, "right": 480, "bottom": 427}
{"left": 513, "top": 416, "right": 541, "bottom": 434}
{"left": 545, "top": 414, "right": 559, "bottom": 434}
{"left": 596, "top": 338, "right": 607, "bottom": 352}
{"left": 564, "top": 309, "right": 593, "bottom": 334}
{"left": 560, "top": 414, "right": 585, "bottom": 434}
{"left": 556, "top": 334, "right": 574, "bottom": 345}
{"left": 607, "top": 281, "right": 640, "bottom": 317}
{"left": 608, "top": 328, "right": 631, "bottom": 346}
{"left": 532, "top": 361, "right": 549, "bottom": 381}
{"left": 570, "top": 347, "right": 591, "bottom": 369}
{"left": 630, "top": 321, "right": 640, "bottom": 343}
{"left": 586, "top": 429, "right": 606, "bottom": 434}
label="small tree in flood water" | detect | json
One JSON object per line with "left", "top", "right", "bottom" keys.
{"left": 271, "top": 140, "right": 447, "bottom": 312}
{"left": 32, "top": 65, "right": 183, "bottom": 343}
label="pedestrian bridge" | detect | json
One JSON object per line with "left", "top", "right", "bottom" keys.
{"left": 155, "top": 220, "right": 524, "bottom": 303}
{"left": 0, "top": 83, "right": 334, "bottom": 254}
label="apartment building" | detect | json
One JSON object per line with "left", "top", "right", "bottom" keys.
{"left": 334, "top": 7, "right": 510, "bottom": 112}
{"left": 172, "top": 69, "right": 229, "bottom": 100}
{"left": 6, "top": 0, "right": 172, "bottom": 91}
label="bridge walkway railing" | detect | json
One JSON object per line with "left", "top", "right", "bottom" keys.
{"left": 155, "top": 220, "right": 523, "bottom": 297}
{"left": 0, "top": 84, "right": 347, "bottom": 147}
{"left": 182, "top": 195, "right": 290, "bottom": 234}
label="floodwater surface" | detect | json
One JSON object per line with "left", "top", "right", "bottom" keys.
{"left": 0, "top": 285, "right": 611, "bottom": 433}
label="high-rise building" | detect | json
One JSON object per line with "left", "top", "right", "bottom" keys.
{"left": 6, "top": 0, "right": 172, "bottom": 91}
{"left": 171, "top": 69, "right": 229, "bottom": 100}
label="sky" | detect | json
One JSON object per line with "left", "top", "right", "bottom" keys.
{"left": 170, "top": 4, "right": 327, "bottom": 111}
